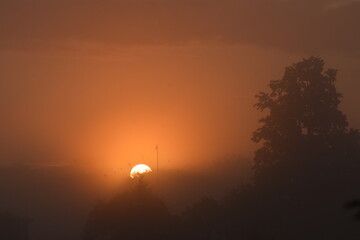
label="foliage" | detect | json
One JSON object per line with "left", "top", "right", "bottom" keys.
{"left": 83, "top": 179, "right": 178, "bottom": 240}
{"left": 253, "top": 56, "right": 359, "bottom": 177}
{"left": 249, "top": 56, "right": 360, "bottom": 239}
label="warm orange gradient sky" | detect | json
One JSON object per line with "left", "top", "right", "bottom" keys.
{"left": 1, "top": 0, "right": 360, "bottom": 174}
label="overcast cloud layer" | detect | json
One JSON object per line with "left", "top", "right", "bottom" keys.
{"left": 0, "top": 0, "right": 359, "bottom": 55}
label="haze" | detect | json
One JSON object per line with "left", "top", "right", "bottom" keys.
{"left": 1, "top": 0, "right": 360, "bottom": 169}
{"left": 0, "top": 0, "right": 360, "bottom": 239}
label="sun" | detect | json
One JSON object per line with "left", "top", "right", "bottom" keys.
{"left": 130, "top": 164, "right": 152, "bottom": 178}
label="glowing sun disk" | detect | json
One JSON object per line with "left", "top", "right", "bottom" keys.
{"left": 130, "top": 164, "right": 152, "bottom": 178}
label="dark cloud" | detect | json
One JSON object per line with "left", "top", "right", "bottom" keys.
{"left": 0, "top": 0, "right": 359, "bottom": 55}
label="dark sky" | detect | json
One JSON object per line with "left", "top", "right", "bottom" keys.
{"left": 1, "top": 0, "right": 360, "bottom": 53}
{"left": 0, "top": 0, "right": 360, "bottom": 173}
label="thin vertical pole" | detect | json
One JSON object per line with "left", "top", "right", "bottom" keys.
{"left": 156, "top": 144, "right": 159, "bottom": 193}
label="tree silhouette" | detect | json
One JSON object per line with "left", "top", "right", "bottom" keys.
{"left": 248, "top": 56, "right": 360, "bottom": 239}
{"left": 253, "top": 56, "right": 352, "bottom": 176}
{"left": 83, "top": 178, "right": 179, "bottom": 240}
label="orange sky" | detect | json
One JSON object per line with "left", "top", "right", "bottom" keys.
{"left": 1, "top": 0, "right": 360, "bottom": 173}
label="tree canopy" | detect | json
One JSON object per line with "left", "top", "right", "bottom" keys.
{"left": 252, "top": 56, "right": 359, "bottom": 176}
{"left": 249, "top": 56, "right": 360, "bottom": 238}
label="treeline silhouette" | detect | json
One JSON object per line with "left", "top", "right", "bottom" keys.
{"left": 82, "top": 57, "right": 360, "bottom": 240}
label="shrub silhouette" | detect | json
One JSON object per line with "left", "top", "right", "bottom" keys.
{"left": 83, "top": 178, "right": 178, "bottom": 240}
